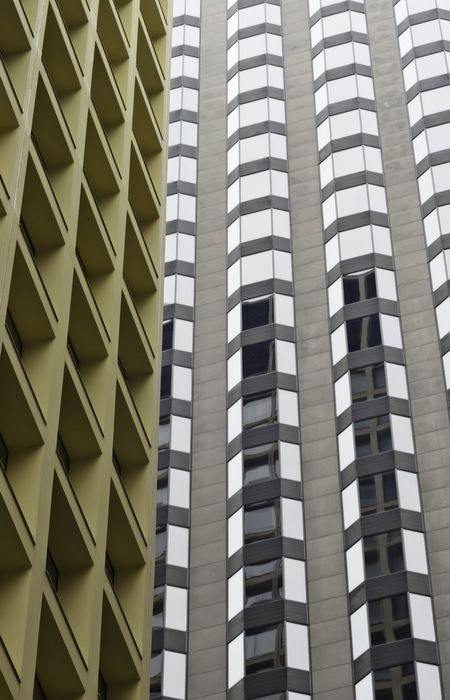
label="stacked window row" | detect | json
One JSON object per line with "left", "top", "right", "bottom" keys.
{"left": 393, "top": 0, "right": 450, "bottom": 402}
{"left": 308, "top": 0, "right": 443, "bottom": 698}
{"left": 226, "top": 2, "right": 310, "bottom": 699}
{"left": 152, "top": 1, "right": 201, "bottom": 699}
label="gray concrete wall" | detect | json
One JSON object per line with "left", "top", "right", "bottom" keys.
{"left": 283, "top": 1, "right": 354, "bottom": 698}
{"left": 188, "top": 0, "right": 228, "bottom": 697}
{"left": 365, "top": 0, "right": 450, "bottom": 695}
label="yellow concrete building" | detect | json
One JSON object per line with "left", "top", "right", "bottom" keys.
{"left": 0, "top": 0, "right": 171, "bottom": 697}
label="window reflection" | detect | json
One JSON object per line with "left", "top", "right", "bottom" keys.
{"left": 155, "top": 526, "right": 167, "bottom": 566}
{"left": 158, "top": 416, "right": 170, "bottom": 450}
{"left": 243, "top": 391, "right": 277, "bottom": 430}
{"left": 153, "top": 585, "right": 165, "bottom": 630}
{"left": 150, "top": 651, "right": 163, "bottom": 697}
{"left": 245, "top": 624, "right": 285, "bottom": 675}
{"left": 242, "top": 340, "right": 276, "bottom": 378}
{"left": 242, "top": 295, "right": 274, "bottom": 330}
{"left": 364, "top": 530, "right": 404, "bottom": 579}
{"left": 374, "top": 663, "right": 417, "bottom": 700}
{"left": 160, "top": 365, "right": 172, "bottom": 398}
{"left": 354, "top": 414, "right": 392, "bottom": 457}
{"left": 244, "top": 500, "right": 281, "bottom": 544}
{"left": 346, "top": 314, "right": 381, "bottom": 352}
{"left": 243, "top": 443, "right": 279, "bottom": 486}
{"left": 359, "top": 471, "right": 398, "bottom": 516}
{"left": 350, "top": 363, "right": 386, "bottom": 402}
{"left": 156, "top": 470, "right": 169, "bottom": 507}
{"left": 163, "top": 319, "right": 174, "bottom": 350}
{"left": 245, "top": 558, "right": 283, "bottom": 608}
{"left": 343, "top": 270, "right": 377, "bottom": 305}
{"left": 369, "top": 594, "right": 411, "bottom": 647}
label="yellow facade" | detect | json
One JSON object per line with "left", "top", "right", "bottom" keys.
{"left": 0, "top": 0, "right": 171, "bottom": 697}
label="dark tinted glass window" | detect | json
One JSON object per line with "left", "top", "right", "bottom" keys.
{"left": 243, "top": 443, "right": 279, "bottom": 486}
{"left": 343, "top": 270, "right": 377, "bottom": 305}
{"left": 369, "top": 594, "right": 411, "bottom": 647}
{"left": 346, "top": 315, "right": 381, "bottom": 352}
{"left": 242, "top": 296, "right": 273, "bottom": 330}
{"left": 162, "top": 320, "right": 174, "bottom": 350}
{"left": 150, "top": 651, "right": 163, "bottom": 697}
{"left": 359, "top": 471, "right": 398, "bottom": 516}
{"left": 158, "top": 417, "right": 170, "bottom": 450}
{"left": 156, "top": 470, "right": 169, "bottom": 506}
{"left": 364, "top": 530, "right": 404, "bottom": 579}
{"left": 155, "top": 526, "right": 167, "bottom": 565}
{"left": 244, "top": 559, "right": 283, "bottom": 608}
{"left": 160, "top": 365, "right": 172, "bottom": 398}
{"left": 374, "top": 663, "right": 417, "bottom": 700}
{"left": 354, "top": 415, "right": 392, "bottom": 458}
{"left": 153, "top": 585, "right": 164, "bottom": 629}
{"left": 242, "top": 340, "right": 276, "bottom": 378}
{"left": 350, "top": 363, "right": 386, "bottom": 403}
{"left": 243, "top": 391, "right": 277, "bottom": 430}
{"left": 245, "top": 624, "right": 285, "bottom": 675}
{"left": 244, "top": 501, "right": 281, "bottom": 544}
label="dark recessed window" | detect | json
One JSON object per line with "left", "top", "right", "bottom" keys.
{"left": 243, "top": 391, "right": 277, "bottom": 430}
{"left": 245, "top": 559, "right": 283, "bottom": 608}
{"left": 153, "top": 585, "right": 164, "bottom": 630}
{"left": 244, "top": 500, "right": 281, "bottom": 545}
{"left": 242, "top": 296, "right": 273, "bottom": 330}
{"left": 364, "top": 530, "right": 404, "bottom": 579}
{"left": 150, "top": 651, "right": 163, "bottom": 697}
{"left": 243, "top": 443, "right": 279, "bottom": 486}
{"left": 45, "top": 550, "right": 59, "bottom": 592}
{"left": 374, "top": 663, "right": 417, "bottom": 700}
{"left": 369, "top": 593, "right": 411, "bottom": 647}
{"left": 160, "top": 365, "right": 172, "bottom": 398}
{"left": 0, "top": 432, "right": 8, "bottom": 472}
{"left": 354, "top": 414, "right": 392, "bottom": 458}
{"left": 350, "top": 363, "right": 386, "bottom": 403}
{"left": 162, "top": 320, "right": 174, "bottom": 351}
{"left": 242, "top": 340, "right": 276, "bottom": 379}
{"left": 245, "top": 624, "right": 285, "bottom": 675}
{"left": 343, "top": 270, "right": 377, "bottom": 305}
{"left": 157, "top": 470, "right": 169, "bottom": 506}
{"left": 359, "top": 471, "right": 398, "bottom": 516}
{"left": 158, "top": 416, "right": 170, "bottom": 450}
{"left": 346, "top": 314, "right": 381, "bottom": 352}
{"left": 155, "top": 526, "right": 167, "bottom": 566}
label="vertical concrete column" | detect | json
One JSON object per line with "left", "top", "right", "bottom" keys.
{"left": 365, "top": 0, "right": 450, "bottom": 695}
{"left": 188, "top": 0, "right": 228, "bottom": 697}
{"left": 282, "top": 1, "right": 354, "bottom": 698}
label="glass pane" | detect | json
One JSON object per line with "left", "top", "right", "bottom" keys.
{"left": 244, "top": 558, "right": 283, "bottom": 607}
{"left": 243, "top": 443, "right": 279, "bottom": 485}
{"left": 351, "top": 363, "right": 386, "bottom": 402}
{"left": 242, "top": 296, "right": 274, "bottom": 330}
{"left": 160, "top": 365, "right": 172, "bottom": 398}
{"left": 374, "top": 663, "right": 417, "bottom": 700}
{"left": 359, "top": 471, "right": 398, "bottom": 515}
{"left": 158, "top": 417, "right": 170, "bottom": 450}
{"left": 354, "top": 415, "right": 392, "bottom": 457}
{"left": 156, "top": 470, "right": 169, "bottom": 506}
{"left": 163, "top": 319, "right": 174, "bottom": 350}
{"left": 244, "top": 501, "right": 281, "bottom": 544}
{"left": 242, "top": 340, "right": 276, "bottom": 378}
{"left": 155, "top": 527, "right": 167, "bottom": 565}
{"left": 245, "top": 624, "right": 285, "bottom": 675}
{"left": 346, "top": 315, "right": 382, "bottom": 352}
{"left": 343, "top": 270, "right": 377, "bottom": 304}
{"left": 369, "top": 594, "right": 411, "bottom": 646}
{"left": 243, "top": 391, "right": 277, "bottom": 430}
{"left": 364, "top": 530, "right": 404, "bottom": 578}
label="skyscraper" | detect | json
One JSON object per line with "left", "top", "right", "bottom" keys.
{"left": 0, "top": 0, "right": 170, "bottom": 698}
{"left": 154, "top": 0, "right": 450, "bottom": 699}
